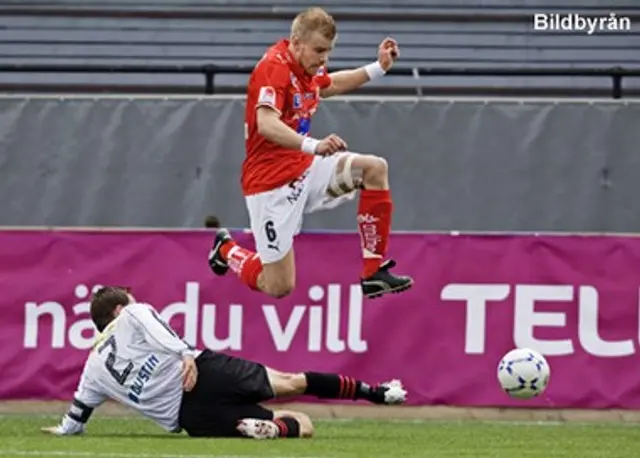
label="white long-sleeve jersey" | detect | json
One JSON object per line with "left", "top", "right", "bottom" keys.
{"left": 52, "top": 302, "right": 201, "bottom": 435}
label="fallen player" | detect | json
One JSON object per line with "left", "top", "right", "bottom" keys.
{"left": 42, "top": 286, "right": 407, "bottom": 439}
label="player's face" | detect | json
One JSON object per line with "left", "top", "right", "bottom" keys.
{"left": 295, "top": 31, "right": 333, "bottom": 75}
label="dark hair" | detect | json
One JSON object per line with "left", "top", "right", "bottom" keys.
{"left": 204, "top": 214, "right": 220, "bottom": 228}
{"left": 90, "top": 286, "right": 131, "bottom": 332}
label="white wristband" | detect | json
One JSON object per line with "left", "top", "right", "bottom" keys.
{"left": 364, "top": 61, "right": 386, "bottom": 80}
{"left": 301, "top": 137, "right": 320, "bottom": 154}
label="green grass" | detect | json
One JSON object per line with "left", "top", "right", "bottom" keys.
{"left": 0, "top": 415, "right": 637, "bottom": 458}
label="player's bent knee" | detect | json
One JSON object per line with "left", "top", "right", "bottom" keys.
{"left": 296, "top": 413, "right": 314, "bottom": 438}
{"left": 263, "top": 277, "right": 295, "bottom": 298}
{"left": 355, "top": 155, "right": 388, "bottom": 189}
{"left": 364, "top": 156, "right": 388, "bottom": 177}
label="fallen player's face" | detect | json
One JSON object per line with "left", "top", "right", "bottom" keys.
{"left": 298, "top": 31, "right": 333, "bottom": 75}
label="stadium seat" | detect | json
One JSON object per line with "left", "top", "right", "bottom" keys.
{"left": 0, "top": 1, "right": 638, "bottom": 96}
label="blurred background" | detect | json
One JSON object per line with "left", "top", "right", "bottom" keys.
{"left": 0, "top": 0, "right": 639, "bottom": 96}
{"left": 1, "top": 0, "right": 639, "bottom": 233}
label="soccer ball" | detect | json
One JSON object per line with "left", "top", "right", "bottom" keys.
{"left": 497, "top": 348, "right": 550, "bottom": 399}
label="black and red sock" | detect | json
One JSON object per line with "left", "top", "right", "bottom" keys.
{"left": 273, "top": 417, "right": 301, "bottom": 438}
{"left": 303, "top": 372, "right": 372, "bottom": 400}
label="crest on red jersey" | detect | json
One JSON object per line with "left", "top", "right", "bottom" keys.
{"left": 258, "top": 86, "right": 276, "bottom": 106}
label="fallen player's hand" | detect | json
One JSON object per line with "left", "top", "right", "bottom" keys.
{"left": 377, "top": 37, "right": 400, "bottom": 72}
{"left": 182, "top": 355, "right": 198, "bottom": 392}
{"left": 41, "top": 426, "right": 64, "bottom": 435}
{"left": 316, "top": 134, "right": 348, "bottom": 156}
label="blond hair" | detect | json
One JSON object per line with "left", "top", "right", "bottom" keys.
{"left": 291, "top": 7, "right": 337, "bottom": 41}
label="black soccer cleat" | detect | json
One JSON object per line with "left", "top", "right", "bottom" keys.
{"left": 360, "top": 259, "right": 413, "bottom": 299}
{"left": 207, "top": 227, "right": 233, "bottom": 276}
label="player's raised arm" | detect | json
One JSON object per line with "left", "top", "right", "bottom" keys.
{"left": 320, "top": 37, "right": 400, "bottom": 99}
{"left": 41, "top": 359, "right": 107, "bottom": 436}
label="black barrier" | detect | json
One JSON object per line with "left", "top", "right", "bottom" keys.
{"left": 0, "top": 63, "right": 638, "bottom": 98}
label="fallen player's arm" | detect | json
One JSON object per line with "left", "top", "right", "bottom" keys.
{"left": 41, "top": 405, "right": 90, "bottom": 436}
{"left": 42, "top": 367, "right": 106, "bottom": 436}
{"left": 257, "top": 107, "right": 319, "bottom": 154}
{"left": 320, "top": 62, "right": 387, "bottom": 99}
{"left": 127, "top": 304, "right": 200, "bottom": 390}
{"left": 127, "top": 304, "right": 198, "bottom": 358}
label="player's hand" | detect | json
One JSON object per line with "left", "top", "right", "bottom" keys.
{"left": 316, "top": 134, "right": 348, "bottom": 156}
{"left": 377, "top": 37, "right": 400, "bottom": 72}
{"left": 41, "top": 426, "right": 63, "bottom": 435}
{"left": 182, "top": 355, "right": 198, "bottom": 392}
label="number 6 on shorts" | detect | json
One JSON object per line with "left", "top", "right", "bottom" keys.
{"left": 264, "top": 220, "right": 277, "bottom": 243}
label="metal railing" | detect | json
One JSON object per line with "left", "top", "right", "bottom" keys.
{"left": 0, "top": 63, "right": 639, "bottom": 98}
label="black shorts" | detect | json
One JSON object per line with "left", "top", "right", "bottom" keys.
{"left": 178, "top": 350, "right": 276, "bottom": 437}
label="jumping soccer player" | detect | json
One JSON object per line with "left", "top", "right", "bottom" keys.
{"left": 41, "top": 286, "right": 407, "bottom": 439}
{"left": 207, "top": 7, "right": 414, "bottom": 300}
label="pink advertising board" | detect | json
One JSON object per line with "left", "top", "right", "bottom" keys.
{"left": 2, "top": 229, "right": 640, "bottom": 409}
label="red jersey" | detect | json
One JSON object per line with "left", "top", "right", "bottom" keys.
{"left": 242, "top": 39, "right": 332, "bottom": 196}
